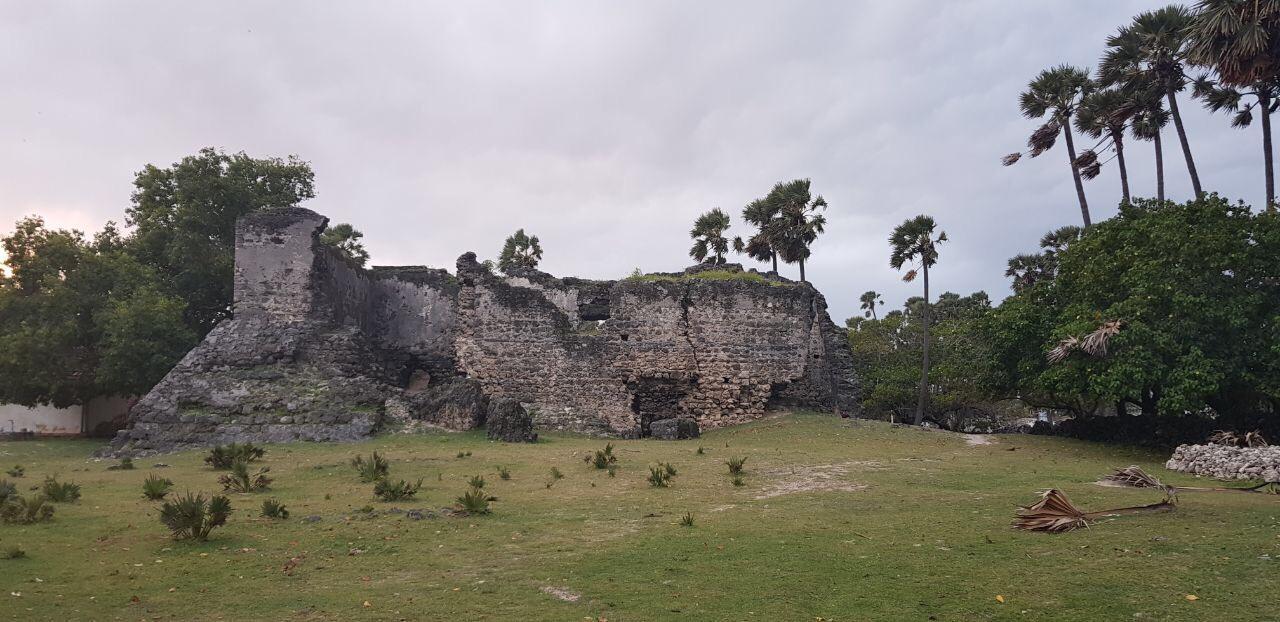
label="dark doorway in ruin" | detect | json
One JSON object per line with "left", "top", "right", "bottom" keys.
{"left": 629, "top": 378, "right": 687, "bottom": 436}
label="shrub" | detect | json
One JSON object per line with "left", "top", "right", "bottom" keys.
{"left": 6, "top": 466, "right": 23, "bottom": 478}
{"left": 607, "top": 464, "right": 618, "bottom": 478}
{"left": 647, "top": 464, "right": 676, "bottom": 488}
{"left": 107, "top": 457, "right": 135, "bottom": 471}
{"left": 468, "top": 475, "right": 486, "bottom": 489}
{"left": 546, "top": 466, "right": 564, "bottom": 489}
{"left": 373, "top": 478, "right": 422, "bottom": 501}
{"left": 679, "top": 512, "right": 695, "bottom": 527}
{"left": 454, "top": 487, "right": 494, "bottom": 516}
{"left": 0, "top": 480, "right": 15, "bottom": 504}
{"left": 590, "top": 443, "right": 618, "bottom": 470}
{"left": 497, "top": 466, "right": 511, "bottom": 480}
{"left": 205, "top": 443, "right": 265, "bottom": 470}
{"left": 142, "top": 474, "right": 174, "bottom": 501}
{"left": 359, "top": 504, "right": 375, "bottom": 514}
{"left": 726, "top": 457, "right": 747, "bottom": 476}
{"left": 261, "top": 498, "right": 289, "bottom": 519}
{"left": 159, "top": 492, "right": 231, "bottom": 541}
{"left": 351, "top": 452, "right": 390, "bottom": 482}
{"left": 42, "top": 477, "right": 81, "bottom": 503}
{"left": 696, "top": 446, "right": 705, "bottom": 455}
{"left": 218, "top": 460, "right": 272, "bottom": 493}
{"left": 1, "top": 495, "right": 54, "bottom": 524}
{"left": 1, "top": 545, "right": 25, "bottom": 560}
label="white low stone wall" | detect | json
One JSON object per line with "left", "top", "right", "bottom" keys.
{"left": 1166, "top": 444, "right": 1280, "bottom": 482}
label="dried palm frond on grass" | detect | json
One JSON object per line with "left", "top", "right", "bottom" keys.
{"left": 1100, "top": 465, "right": 1279, "bottom": 495}
{"left": 1013, "top": 488, "right": 1175, "bottom": 533}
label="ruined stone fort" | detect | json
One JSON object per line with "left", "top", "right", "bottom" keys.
{"left": 110, "top": 208, "right": 859, "bottom": 453}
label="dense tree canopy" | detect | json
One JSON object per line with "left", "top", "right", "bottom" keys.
{"left": 498, "top": 229, "right": 543, "bottom": 273}
{"left": 319, "top": 223, "right": 370, "bottom": 267}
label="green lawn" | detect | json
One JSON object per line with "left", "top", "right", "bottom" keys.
{"left": 0, "top": 413, "right": 1276, "bottom": 621}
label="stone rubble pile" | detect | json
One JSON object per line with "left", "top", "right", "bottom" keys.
{"left": 1165, "top": 444, "right": 1280, "bottom": 482}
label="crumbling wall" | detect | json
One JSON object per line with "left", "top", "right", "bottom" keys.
{"left": 110, "top": 207, "right": 860, "bottom": 454}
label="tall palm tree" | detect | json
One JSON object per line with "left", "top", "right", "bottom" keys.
{"left": 733, "top": 199, "right": 780, "bottom": 273}
{"left": 689, "top": 208, "right": 732, "bottom": 265}
{"left": 1074, "top": 89, "right": 1138, "bottom": 202}
{"left": 1008, "top": 65, "right": 1095, "bottom": 227}
{"left": 1100, "top": 5, "right": 1204, "bottom": 197}
{"left": 889, "top": 215, "right": 947, "bottom": 426}
{"left": 859, "top": 290, "right": 883, "bottom": 320}
{"left": 1188, "top": 0, "right": 1280, "bottom": 212}
{"left": 1193, "top": 76, "right": 1280, "bottom": 208}
{"left": 763, "top": 179, "right": 827, "bottom": 283}
{"left": 1124, "top": 87, "right": 1174, "bottom": 201}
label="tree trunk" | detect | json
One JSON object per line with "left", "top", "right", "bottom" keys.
{"left": 1113, "top": 130, "right": 1131, "bottom": 203}
{"left": 1261, "top": 91, "right": 1275, "bottom": 212}
{"left": 1061, "top": 121, "right": 1092, "bottom": 227}
{"left": 1166, "top": 87, "right": 1203, "bottom": 197}
{"left": 798, "top": 258, "right": 806, "bottom": 283}
{"left": 1154, "top": 130, "right": 1165, "bottom": 201}
{"left": 770, "top": 251, "right": 778, "bottom": 274}
{"left": 913, "top": 262, "right": 931, "bottom": 425}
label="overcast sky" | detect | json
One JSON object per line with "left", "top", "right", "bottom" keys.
{"left": 0, "top": 1, "right": 1268, "bottom": 322}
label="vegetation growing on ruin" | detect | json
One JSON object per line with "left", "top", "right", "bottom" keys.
{"left": 623, "top": 269, "right": 783, "bottom": 286}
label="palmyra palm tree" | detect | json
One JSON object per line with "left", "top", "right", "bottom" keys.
{"left": 733, "top": 199, "right": 780, "bottom": 273}
{"left": 859, "top": 290, "right": 883, "bottom": 320}
{"left": 1100, "top": 5, "right": 1204, "bottom": 197}
{"left": 1188, "top": 0, "right": 1280, "bottom": 211}
{"left": 764, "top": 179, "right": 827, "bottom": 283}
{"left": 889, "top": 215, "right": 946, "bottom": 425}
{"left": 689, "top": 208, "right": 732, "bottom": 265}
{"left": 1126, "top": 88, "right": 1174, "bottom": 201}
{"left": 1074, "top": 88, "right": 1138, "bottom": 202}
{"left": 1005, "top": 65, "right": 1095, "bottom": 227}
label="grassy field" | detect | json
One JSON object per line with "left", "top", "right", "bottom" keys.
{"left": 0, "top": 413, "right": 1276, "bottom": 621}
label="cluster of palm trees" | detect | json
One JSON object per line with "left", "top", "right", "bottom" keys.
{"left": 689, "top": 178, "right": 827, "bottom": 282}
{"left": 1006, "top": 2, "right": 1280, "bottom": 223}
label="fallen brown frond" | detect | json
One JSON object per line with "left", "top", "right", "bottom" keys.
{"left": 1245, "top": 431, "right": 1269, "bottom": 448}
{"left": 1046, "top": 336, "right": 1079, "bottom": 363}
{"left": 1013, "top": 488, "right": 1176, "bottom": 533}
{"left": 1098, "top": 466, "right": 1278, "bottom": 496}
{"left": 1207, "top": 430, "right": 1239, "bottom": 446}
{"left": 1080, "top": 320, "right": 1121, "bottom": 357}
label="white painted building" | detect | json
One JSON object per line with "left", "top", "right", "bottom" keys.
{"left": 0, "top": 396, "right": 132, "bottom": 436}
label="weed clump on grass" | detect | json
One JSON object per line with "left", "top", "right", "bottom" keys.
{"left": 374, "top": 478, "right": 422, "bottom": 501}
{"left": 351, "top": 452, "right": 390, "bottom": 482}
{"left": 546, "top": 467, "right": 564, "bottom": 489}
{"left": 696, "top": 446, "right": 705, "bottom": 455}
{"left": 42, "top": 477, "right": 81, "bottom": 503}
{"left": 261, "top": 498, "right": 289, "bottom": 519}
{"left": 142, "top": 474, "right": 174, "bottom": 500}
{"left": 0, "top": 480, "right": 15, "bottom": 504}
{"left": 589, "top": 443, "right": 618, "bottom": 470}
{"left": 107, "top": 457, "right": 135, "bottom": 471}
{"left": 1, "top": 495, "right": 54, "bottom": 524}
{"left": 454, "top": 486, "right": 495, "bottom": 516}
{"left": 1, "top": 545, "right": 25, "bottom": 560}
{"left": 5, "top": 466, "right": 23, "bottom": 478}
{"left": 455, "top": 451, "right": 472, "bottom": 459}
{"left": 497, "top": 466, "right": 511, "bottom": 480}
{"left": 732, "top": 476, "right": 745, "bottom": 487}
{"left": 468, "top": 475, "right": 486, "bottom": 489}
{"left": 648, "top": 463, "right": 677, "bottom": 487}
{"left": 219, "top": 460, "right": 272, "bottom": 493}
{"left": 205, "top": 443, "right": 265, "bottom": 470}
{"left": 726, "top": 457, "right": 747, "bottom": 476}
{"left": 679, "top": 512, "right": 695, "bottom": 527}
{"left": 159, "top": 492, "right": 231, "bottom": 541}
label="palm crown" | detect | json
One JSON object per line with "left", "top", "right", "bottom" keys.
{"left": 689, "top": 208, "right": 731, "bottom": 264}
{"left": 889, "top": 215, "right": 946, "bottom": 281}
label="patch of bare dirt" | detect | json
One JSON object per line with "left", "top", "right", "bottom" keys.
{"left": 540, "top": 586, "right": 581, "bottom": 602}
{"left": 754, "top": 461, "right": 870, "bottom": 499}
{"left": 964, "top": 434, "right": 995, "bottom": 446}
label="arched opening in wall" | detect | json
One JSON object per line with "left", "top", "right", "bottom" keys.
{"left": 629, "top": 378, "right": 688, "bottom": 436}
{"left": 765, "top": 380, "right": 796, "bottom": 411}
{"left": 577, "top": 295, "right": 611, "bottom": 322}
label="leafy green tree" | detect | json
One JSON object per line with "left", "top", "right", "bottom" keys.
{"left": 0, "top": 218, "right": 195, "bottom": 406}
{"left": 1006, "top": 65, "right": 1095, "bottom": 226}
{"left": 763, "top": 179, "right": 827, "bottom": 282}
{"left": 1100, "top": 5, "right": 1204, "bottom": 197}
{"left": 688, "top": 209, "right": 731, "bottom": 265}
{"left": 498, "top": 229, "right": 543, "bottom": 273}
{"left": 319, "top": 223, "right": 370, "bottom": 267}
{"left": 859, "top": 290, "right": 883, "bottom": 320}
{"left": 1074, "top": 88, "right": 1137, "bottom": 202}
{"left": 889, "top": 215, "right": 947, "bottom": 425}
{"left": 127, "top": 148, "right": 315, "bottom": 336}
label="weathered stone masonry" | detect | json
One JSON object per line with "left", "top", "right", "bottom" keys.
{"left": 109, "top": 207, "right": 859, "bottom": 454}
